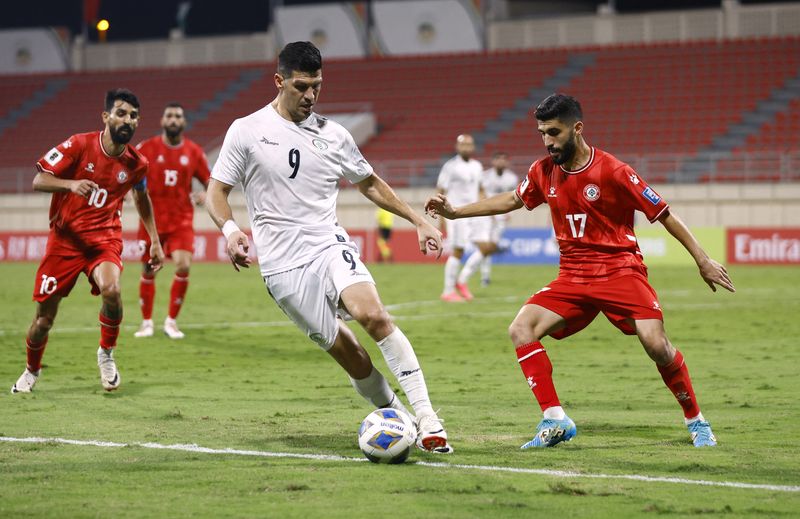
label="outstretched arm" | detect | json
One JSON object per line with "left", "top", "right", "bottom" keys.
{"left": 425, "top": 190, "right": 523, "bottom": 220}
{"left": 659, "top": 210, "right": 735, "bottom": 293}
{"left": 357, "top": 173, "right": 442, "bottom": 258}
{"left": 206, "top": 178, "right": 252, "bottom": 271}
{"left": 132, "top": 187, "right": 165, "bottom": 272}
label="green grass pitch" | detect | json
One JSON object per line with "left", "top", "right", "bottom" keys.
{"left": 1, "top": 261, "right": 798, "bottom": 517}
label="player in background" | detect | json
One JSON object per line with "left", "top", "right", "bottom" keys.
{"left": 458, "top": 151, "right": 519, "bottom": 288}
{"left": 376, "top": 207, "right": 394, "bottom": 262}
{"left": 206, "top": 41, "right": 453, "bottom": 453}
{"left": 11, "top": 88, "right": 164, "bottom": 394}
{"left": 133, "top": 103, "right": 211, "bottom": 339}
{"left": 436, "top": 134, "right": 484, "bottom": 302}
{"left": 426, "top": 93, "right": 734, "bottom": 448}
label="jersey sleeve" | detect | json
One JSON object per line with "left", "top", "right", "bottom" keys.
{"left": 616, "top": 166, "right": 669, "bottom": 223}
{"left": 211, "top": 120, "right": 247, "bottom": 187}
{"left": 515, "top": 162, "right": 545, "bottom": 210}
{"left": 36, "top": 135, "right": 82, "bottom": 178}
{"left": 340, "top": 130, "right": 374, "bottom": 183}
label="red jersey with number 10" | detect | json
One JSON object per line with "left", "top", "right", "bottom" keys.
{"left": 36, "top": 131, "right": 148, "bottom": 255}
{"left": 135, "top": 135, "right": 210, "bottom": 234}
{"left": 516, "top": 147, "right": 669, "bottom": 281}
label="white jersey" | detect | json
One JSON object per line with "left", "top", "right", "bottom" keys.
{"left": 482, "top": 167, "right": 518, "bottom": 223}
{"left": 436, "top": 155, "right": 483, "bottom": 206}
{"left": 211, "top": 104, "right": 373, "bottom": 276}
{"left": 481, "top": 167, "right": 518, "bottom": 197}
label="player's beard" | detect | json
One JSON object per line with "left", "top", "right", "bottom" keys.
{"left": 550, "top": 131, "right": 577, "bottom": 165}
{"left": 110, "top": 124, "right": 134, "bottom": 144}
{"left": 164, "top": 125, "right": 183, "bottom": 139}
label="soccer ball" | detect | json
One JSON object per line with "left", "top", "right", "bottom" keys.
{"left": 358, "top": 408, "right": 417, "bottom": 464}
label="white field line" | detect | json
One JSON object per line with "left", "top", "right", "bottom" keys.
{"left": 1, "top": 436, "right": 798, "bottom": 493}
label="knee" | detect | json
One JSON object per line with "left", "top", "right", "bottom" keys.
{"left": 640, "top": 332, "right": 674, "bottom": 364}
{"left": 357, "top": 308, "right": 393, "bottom": 337}
{"left": 508, "top": 318, "right": 535, "bottom": 346}
{"left": 33, "top": 315, "right": 55, "bottom": 334}
{"left": 99, "top": 282, "right": 121, "bottom": 302}
{"left": 175, "top": 266, "right": 190, "bottom": 276}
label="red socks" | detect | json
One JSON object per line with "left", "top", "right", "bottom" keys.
{"left": 657, "top": 349, "right": 701, "bottom": 419}
{"left": 139, "top": 274, "right": 155, "bottom": 320}
{"left": 168, "top": 273, "right": 189, "bottom": 319}
{"left": 99, "top": 312, "right": 121, "bottom": 350}
{"left": 516, "top": 341, "right": 560, "bottom": 411}
{"left": 26, "top": 336, "right": 48, "bottom": 372}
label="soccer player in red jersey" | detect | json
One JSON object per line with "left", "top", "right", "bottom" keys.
{"left": 133, "top": 103, "right": 211, "bottom": 339}
{"left": 11, "top": 88, "right": 164, "bottom": 394}
{"left": 425, "top": 94, "right": 735, "bottom": 448}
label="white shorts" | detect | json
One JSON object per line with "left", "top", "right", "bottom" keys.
{"left": 470, "top": 216, "right": 507, "bottom": 244}
{"left": 446, "top": 218, "right": 475, "bottom": 250}
{"left": 264, "top": 244, "right": 374, "bottom": 350}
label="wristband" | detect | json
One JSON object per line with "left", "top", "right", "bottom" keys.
{"left": 221, "top": 220, "right": 241, "bottom": 240}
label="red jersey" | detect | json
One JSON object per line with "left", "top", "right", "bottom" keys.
{"left": 36, "top": 131, "right": 148, "bottom": 255}
{"left": 135, "top": 135, "right": 210, "bottom": 234}
{"left": 516, "top": 147, "right": 669, "bottom": 281}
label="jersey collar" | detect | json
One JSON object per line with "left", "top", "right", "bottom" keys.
{"left": 559, "top": 147, "right": 595, "bottom": 175}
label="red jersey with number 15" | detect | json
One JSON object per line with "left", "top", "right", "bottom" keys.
{"left": 135, "top": 136, "right": 210, "bottom": 234}
{"left": 516, "top": 147, "right": 669, "bottom": 281}
{"left": 36, "top": 131, "right": 148, "bottom": 255}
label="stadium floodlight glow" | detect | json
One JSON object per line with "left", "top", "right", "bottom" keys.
{"left": 96, "top": 19, "right": 110, "bottom": 32}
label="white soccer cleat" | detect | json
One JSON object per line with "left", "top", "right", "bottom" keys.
{"left": 416, "top": 413, "right": 453, "bottom": 454}
{"left": 134, "top": 319, "right": 154, "bottom": 338}
{"left": 97, "top": 347, "right": 121, "bottom": 391}
{"left": 11, "top": 368, "right": 40, "bottom": 394}
{"left": 163, "top": 317, "right": 185, "bottom": 339}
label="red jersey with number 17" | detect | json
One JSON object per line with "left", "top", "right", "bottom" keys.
{"left": 36, "top": 131, "right": 148, "bottom": 255}
{"left": 135, "top": 136, "right": 210, "bottom": 234}
{"left": 516, "top": 147, "right": 669, "bottom": 281}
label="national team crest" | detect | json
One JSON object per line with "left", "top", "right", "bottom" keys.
{"left": 312, "top": 138, "right": 328, "bottom": 150}
{"left": 180, "top": 155, "right": 189, "bottom": 165}
{"left": 117, "top": 170, "right": 128, "bottom": 183}
{"left": 583, "top": 183, "right": 600, "bottom": 201}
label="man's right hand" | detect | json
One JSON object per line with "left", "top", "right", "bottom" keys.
{"left": 71, "top": 179, "right": 100, "bottom": 198}
{"left": 425, "top": 193, "right": 456, "bottom": 220}
{"left": 227, "top": 231, "right": 252, "bottom": 271}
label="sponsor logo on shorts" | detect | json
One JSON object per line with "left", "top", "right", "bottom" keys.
{"left": 309, "top": 333, "right": 327, "bottom": 346}
{"left": 117, "top": 170, "right": 128, "bottom": 183}
{"left": 45, "top": 148, "right": 63, "bottom": 167}
{"left": 652, "top": 300, "right": 661, "bottom": 310}
{"left": 583, "top": 183, "right": 600, "bottom": 201}
{"left": 641, "top": 186, "right": 661, "bottom": 205}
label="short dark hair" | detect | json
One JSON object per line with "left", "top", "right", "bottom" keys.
{"left": 105, "top": 88, "right": 139, "bottom": 112}
{"left": 164, "top": 102, "right": 184, "bottom": 111}
{"left": 534, "top": 93, "right": 582, "bottom": 124}
{"left": 278, "top": 41, "right": 322, "bottom": 77}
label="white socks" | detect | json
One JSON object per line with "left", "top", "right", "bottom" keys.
{"left": 377, "top": 327, "right": 435, "bottom": 417}
{"left": 457, "top": 250, "right": 484, "bottom": 285}
{"left": 443, "top": 256, "right": 461, "bottom": 293}
{"left": 481, "top": 255, "right": 492, "bottom": 281}
{"left": 685, "top": 412, "right": 705, "bottom": 425}
{"left": 349, "top": 367, "right": 408, "bottom": 414}
{"left": 543, "top": 406, "right": 566, "bottom": 420}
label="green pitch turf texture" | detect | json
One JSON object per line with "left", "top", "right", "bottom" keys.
{"left": 1, "top": 262, "right": 798, "bottom": 518}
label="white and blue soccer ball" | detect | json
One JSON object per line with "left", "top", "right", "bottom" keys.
{"left": 358, "top": 408, "right": 417, "bottom": 464}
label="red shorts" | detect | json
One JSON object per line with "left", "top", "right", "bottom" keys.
{"left": 527, "top": 271, "right": 663, "bottom": 340}
{"left": 138, "top": 226, "right": 194, "bottom": 262}
{"left": 33, "top": 245, "right": 123, "bottom": 302}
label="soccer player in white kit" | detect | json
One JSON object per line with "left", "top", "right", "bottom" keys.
{"left": 458, "top": 152, "right": 519, "bottom": 288}
{"left": 206, "top": 41, "right": 452, "bottom": 453}
{"left": 436, "top": 134, "right": 483, "bottom": 302}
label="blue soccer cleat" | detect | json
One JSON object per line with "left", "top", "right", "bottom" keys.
{"left": 688, "top": 420, "right": 717, "bottom": 447}
{"left": 521, "top": 416, "right": 577, "bottom": 449}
